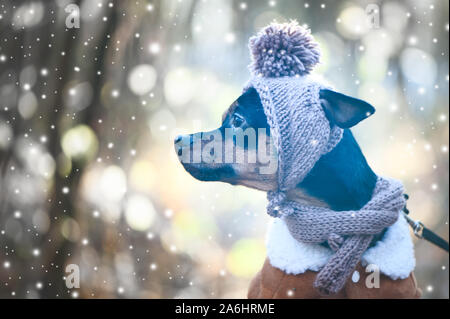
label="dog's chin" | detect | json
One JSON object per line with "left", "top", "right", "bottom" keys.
{"left": 180, "top": 163, "right": 235, "bottom": 182}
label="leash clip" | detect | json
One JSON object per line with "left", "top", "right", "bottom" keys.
{"left": 412, "top": 221, "right": 424, "bottom": 239}
{"left": 402, "top": 194, "right": 449, "bottom": 252}
{"left": 403, "top": 212, "right": 424, "bottom": 239}
{"left": 402, "top": 194, "right": 424, "bottom": 239}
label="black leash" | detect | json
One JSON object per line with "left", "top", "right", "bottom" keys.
{"left": 402, "top": 194, "right": 449, "bottom": 253}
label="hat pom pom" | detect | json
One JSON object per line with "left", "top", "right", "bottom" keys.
{"left": 249, "top": 21, "right": 321, "bottom": 78}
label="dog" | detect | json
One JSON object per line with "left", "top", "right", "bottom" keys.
{"left": 174, "top": 86, "right": 421, "bottom": 299}
{"left": 174, "top": 22, "right": 421, "bottom": 298}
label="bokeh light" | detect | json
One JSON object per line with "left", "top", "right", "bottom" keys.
{"left": 0, "top": 0, "right": 448, "bottom": 299}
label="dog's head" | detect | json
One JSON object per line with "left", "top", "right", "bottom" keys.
{"left": 174, "top": 87, "right": 375, "bottom": 193}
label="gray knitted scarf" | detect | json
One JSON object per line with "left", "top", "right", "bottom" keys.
{"left": 267, "top": 177, "right": 405, "bottom": 295}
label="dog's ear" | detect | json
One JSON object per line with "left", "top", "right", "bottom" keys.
{"left": 319, "top": 89, "right": 375, "bottom": 128}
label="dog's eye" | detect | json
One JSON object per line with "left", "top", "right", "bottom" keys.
{"left": 231, "top": 114, "right": 244, "bottom": 127}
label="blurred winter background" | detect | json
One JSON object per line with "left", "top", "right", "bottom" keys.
{"left": 0, "top": 0, "right": 448, "bottom": 299}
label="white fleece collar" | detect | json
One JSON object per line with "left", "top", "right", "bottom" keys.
{"left": 266, "top": 212, "right": 416, "bottom": 280}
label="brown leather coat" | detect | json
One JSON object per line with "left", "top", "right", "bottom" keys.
{"left": 248, "top": 258, "right": 422, "bottom": 299}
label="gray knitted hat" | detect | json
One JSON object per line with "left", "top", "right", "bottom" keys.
{"left": 244, "top": 22, "right": 343, "bottom": 216}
